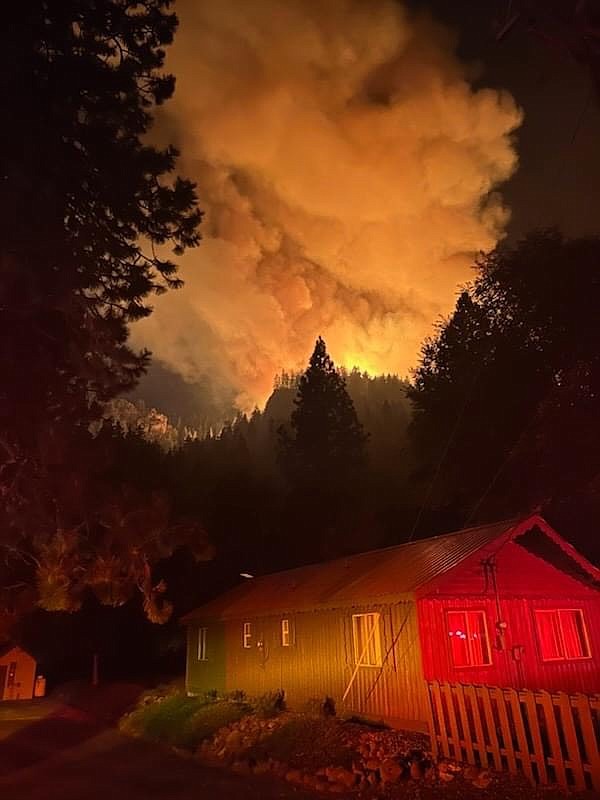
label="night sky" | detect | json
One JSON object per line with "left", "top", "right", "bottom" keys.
{"left": 419, "top": 0, "right": 600, "bottom": 241}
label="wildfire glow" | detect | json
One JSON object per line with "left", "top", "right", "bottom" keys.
{"left": 132, "top": 0, "right": 522, "bottom": 409}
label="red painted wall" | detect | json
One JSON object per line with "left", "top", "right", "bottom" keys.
{"left": 417, "top": 540, "right": 600, "bottom": 693}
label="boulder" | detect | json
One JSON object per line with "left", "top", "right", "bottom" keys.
{"left": 380, "top": 758, "right": 403, "bottom": 784}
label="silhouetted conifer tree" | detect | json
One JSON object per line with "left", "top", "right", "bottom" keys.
{"left": 280, "top": 337, "right": 367, "bottom": 487}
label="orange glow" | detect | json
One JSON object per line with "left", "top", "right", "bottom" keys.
{"left": 133, "top": 0, "right": 522, "bottom": 409}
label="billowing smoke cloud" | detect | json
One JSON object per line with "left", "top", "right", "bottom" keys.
{"left": 132, "top": 0, "right": 522, "bottom": 409}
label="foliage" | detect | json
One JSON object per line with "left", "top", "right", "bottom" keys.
{"left": 408, "top": 229, "right": 600, "bottom": 557}
{"left": 120, "top": 689, "right": 250, "bottom": 749}
{"left": 304, "top": 695, "right": 336, "bottom": 717}
{"left": 279, "top": 337, "right": 367, "bottom": 486}
{"left": 0, "top": 0, "right": 204, "bottom": 619}
{"left": 250, "top": 716, "right": 358, "bottom": 770}
{"left": 252, "top": 689, "right": 286, "bottom": 718}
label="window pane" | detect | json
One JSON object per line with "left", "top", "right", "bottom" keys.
{"left": 467, "top": 611, "right": 491, "bottom": 666}
{"left": 353, "top": 614, "right": 381, "bottom": 666}
{"left": 198, "top": 628, "right": 207, "bottom": 660}
{"left": 536, "top": 611, "right": 563, "bottom": 659}
{"left": 281, "top": 619, "right": 290, "bottom": 646}
{"left": 559, "top": 610, "right": 589, "bottom": 659}
{"left": 448, "top": 611, "right": 470, "bottom": 667}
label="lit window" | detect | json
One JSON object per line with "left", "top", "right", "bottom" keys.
{"left": 535, "top": 609, "right": 591, "bottom": 661}
{"left": 447, "top": 610, "right": 492, "bottom": 667}
{"left": 243, "top": 622, "right": 252, "bottom": 649}
{"left": 281, "top": 618, "right": 290, "bottom": 647}
{"left": 197, "top": 627, "right": 207, "bottom": 661}
{"left": 352, "top": 613, "right": 382, "bottom": 667}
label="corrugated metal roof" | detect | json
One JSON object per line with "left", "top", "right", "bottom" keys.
{"left": 183, "top": 518, "right": 519, "bottom": 621}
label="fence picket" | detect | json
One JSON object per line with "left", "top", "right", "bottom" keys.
{"left": 537, "top": 691, "right": 567, "bottom": 787}
{"left": 454, "top": 683, "right": 475, "bottom": 764}
{"left": 520, "top": 689, "right": 548, "bottom": 784}
{"left": 494, "top": 687, "right": 517, "bottom": 773}
{"left": 465, "top": 684, "right": 488, "bottom": 768}
{"left": 506, "top": 688, "right": 533, "bottom": 783}
{"left": 557, "top": 693, "right": 585, "bottom": 791}
{"left": 575, "top": 693, "right": 600, "bottom": 792}
{"left": 442, "top": 683, "right": 462, "bottom": 760}
{"left": 478, "top": 685, "right": 503, "bottom": 771}
{"left": 430, "top": 680, "right": 450, "bottom": 758}
{"left": 427, "top": 681, "right": 600, "bottom": 793}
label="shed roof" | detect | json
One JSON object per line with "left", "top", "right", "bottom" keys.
{"left": 0, "top": 642, "right": 33, "bottom": 660}
{"left": 183, "top": 518, "right": 524, "bottom": 621}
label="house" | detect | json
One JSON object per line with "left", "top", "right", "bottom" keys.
{"left": 182, "top": 515, "right": 600, "bottom": 730}
{"left": 0, "top": 643, "right": 37, "bottom": 701}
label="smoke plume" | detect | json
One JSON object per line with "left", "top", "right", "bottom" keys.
{"left": 132, "top": 0, "right": 522, "bottom": 409}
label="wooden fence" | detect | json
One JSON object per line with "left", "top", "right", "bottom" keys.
{"left": 427, "top": 681, "right": 600, "bottom": 792}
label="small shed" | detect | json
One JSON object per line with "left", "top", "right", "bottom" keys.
{"left": 0, "top": 643, "right": 37, "bottom": 701}
{"left": 182, "top": 515, "right": 600, "bottom": 729}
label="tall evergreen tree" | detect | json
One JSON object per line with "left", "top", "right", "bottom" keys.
{"left": 0, "top": 1, "right": 203, "bottom": 619}
{"left": 280, "top": 337, "right": 367, "bottom": 486}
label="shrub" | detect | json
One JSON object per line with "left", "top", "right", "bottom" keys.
{"left": 249, "top": 716, "right": 358, "bottom": 770}
{"left": 304, "top": 696, "right": 336, "bottom": 717}
{"left": 252, "top": 689, "right": 286, "bottom": 718}
{"left": 119, "top": 689, "right": 250, "bottom": 750}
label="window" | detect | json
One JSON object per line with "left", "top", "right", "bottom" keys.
{"left": 281, "top": 619, "right": 290, "bottom": 647}
{"left": 447, "top": 610, "right": 492, "bottom": 668}
{"left": 243, "top": 622, "right": 252, "bottom": 648}
{"left": 7, "top": 662, "right": 16, "bottom": 687}
{"left": 352, "top": 613, "right": 382, "bottom": 667}
{"left": 535, "top": 609, "right": 591, "bottom": 661}
{"left": 197, "top": 627, "right": 207, "bottom": 661}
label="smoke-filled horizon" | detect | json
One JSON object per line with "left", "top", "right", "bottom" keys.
{"left": 132, "top": 0, "right": 522, "bottom": 410}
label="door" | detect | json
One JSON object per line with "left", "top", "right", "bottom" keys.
{"left": 0, "top": 665, "right": 6, "bottom": 700}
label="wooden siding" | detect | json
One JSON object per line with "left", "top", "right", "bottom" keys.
{"left": 418, "top": 595, "right": 600, "bottom": 693}
{"left": 187, "top": 602, "right": 428, "bottom": 726}
{"left": 0, "top": 647, "right": 36, "bottom": 701}
{"left": 417, "top": 538, "right": 600, "bottom": 599}
{"left": 186, "top": 621, "right": 227, "bottom": 695}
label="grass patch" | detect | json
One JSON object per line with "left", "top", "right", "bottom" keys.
{"left": 120, "top": 690, "right": 250, "bottom": 750}
{"left": 248, "top": 716, "right": 359, "bottom": 770}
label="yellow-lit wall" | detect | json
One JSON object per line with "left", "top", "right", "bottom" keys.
{"left": 188, "top": 601, "right": 428, "bottom": 728}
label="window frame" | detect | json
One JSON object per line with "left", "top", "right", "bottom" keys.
{"left": 197, "top": 627, "right": 208, "bottom": 661}
{"left": 534, "top": 608, "right": 592, "bottom": 663}
{"left": 242, "top": 621, "right": 252, "bottom": 649}
{"left": 352, "top": 612, "right": 382, "bottom": 668}
{"left": 281, "top": 618, "right": 290, "bottom": 647}
{"left": 446, "top": 609, "right": 493, "bottom": 669}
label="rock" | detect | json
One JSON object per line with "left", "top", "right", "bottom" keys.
{"left": 380, "top": 758, "right": 403, "bottom": 784}
{"left": 463, "top": 765, "right": 481, "bottom": 781}
{"left": 472, "top": 769, "right": 492, "bottom": 789}
{"left": 332, "top": 767, "right": 356, "bottom": 789}
{"left": 409, "top": 760, "right": 424, "bottom": 779}
{"left": 285, "top": 768, "right": 302, "bottom": 784}
{"left": 225, "top": 730, "right": 243, "bottom": 749}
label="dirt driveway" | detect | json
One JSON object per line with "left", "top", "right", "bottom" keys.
{"left": 0, "top": 701, "right": 335, "bottom": 799}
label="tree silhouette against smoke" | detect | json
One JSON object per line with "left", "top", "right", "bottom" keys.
{"left": 0, "top": 0, "right": 202, "bottom": 621}
{"left": 280, "top": 337, "right": 367, "bottom": 487}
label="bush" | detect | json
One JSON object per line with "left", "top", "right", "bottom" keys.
{"left": 252, "top": 689, "right": 286, "bottom": 718}
{"left": 304, "top": 696, "right": 336, "bottom": 717}
{"left": 249, "top": 715, "right": 358, "bottom": 770}
{"left": 119, "top": 689, "right": 250, "bottom": 750}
